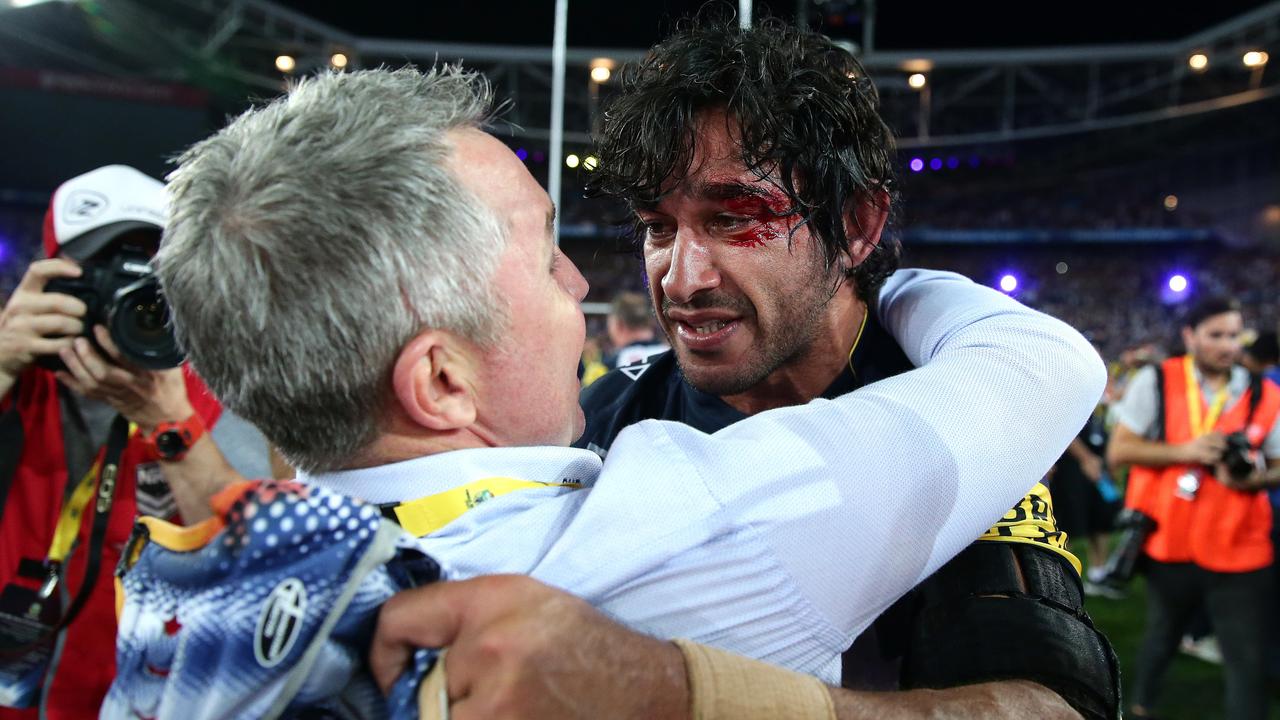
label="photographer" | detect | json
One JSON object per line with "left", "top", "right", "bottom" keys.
{"left": 1107, "top": 296, "right": 1280, "bottom": 720}
{"left": 0, "top": 166, "right": 268, "bottom": 719}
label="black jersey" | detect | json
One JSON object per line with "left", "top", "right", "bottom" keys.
{"left": 577, "top": 311, "right": 913, "bottom": 457}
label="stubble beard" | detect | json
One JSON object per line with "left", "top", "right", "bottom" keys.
{"left": 668, "top": 282, "right": 832, "bottom": 398}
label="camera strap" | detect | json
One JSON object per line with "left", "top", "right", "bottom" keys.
{"left": 0, "top": 414, "right": 126, "bottom": 707}
{"left": 44, "top": 414, "right": 129, "bottom": 629}
{"left": 1246, "top": 372, "right": 1264, "bottom": 448}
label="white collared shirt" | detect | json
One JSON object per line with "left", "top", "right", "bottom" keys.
{"left": 301, "top": 268, "right": 1107, "bottom": 683}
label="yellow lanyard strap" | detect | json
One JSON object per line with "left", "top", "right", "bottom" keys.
{"left": 47, "top": 422, "right": 136, "bottom": 564}
{"left": 47, "top": 460, "right": 103, "bottom": 564}
{"left": 1183, "top": 356, "right": 1230, "bottom": 438}
{"left": 389, "top": 477, "right": 580, "bottom": 537}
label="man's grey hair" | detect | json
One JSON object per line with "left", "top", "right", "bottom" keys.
{"left": 158, "top": 67, "right": 507, "bottom": 473}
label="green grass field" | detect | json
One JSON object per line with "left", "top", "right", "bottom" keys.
{"left": 1080, "top": 568, "right": 1280, "bottom": 719}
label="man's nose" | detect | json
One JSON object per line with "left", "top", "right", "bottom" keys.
{"left": 661, "top": 232, "right": 719, "bottom": 306}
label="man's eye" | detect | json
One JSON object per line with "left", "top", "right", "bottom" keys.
{"left": 643, "top": 221, "right": 675, "bottom": 239}
{"left": 711, "top": 215, "right": 752, "bottom": 231}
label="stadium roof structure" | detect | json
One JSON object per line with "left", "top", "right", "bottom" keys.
{"left": 2, "top": 0, "right": 1276, "bottom": 151}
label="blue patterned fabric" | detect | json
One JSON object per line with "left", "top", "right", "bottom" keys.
{"left": 103, "top": 481, "right": 440, "bottom": 720}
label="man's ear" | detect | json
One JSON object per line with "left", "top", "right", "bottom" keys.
{"left": 843, "top": 190, "right": 890, "bottom": 269}
{"left": 392, "top": 331, "right": 477, "bottom": 432}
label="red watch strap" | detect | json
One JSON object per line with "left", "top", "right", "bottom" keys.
{"left": 143, "top": 412, "right": 207, "bottom": 462}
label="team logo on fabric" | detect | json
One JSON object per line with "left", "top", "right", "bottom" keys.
{"left": 620, "top": 362, "right": 651, "bottom": 381}
{"left": 135, "top": 462, "right": 177, "bottom": 519}
{"left": 255, "top": 578, "right": 307, "bottom": 668}
{"left": 62, "top": 190, "right": 109, "bottom": 224}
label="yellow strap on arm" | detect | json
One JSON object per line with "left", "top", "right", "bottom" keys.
{"left": 390, "top": 477, "right": 581, "bottom": 537}
{"left": 977, "top": 482, "right": 1082, "bottom": 575}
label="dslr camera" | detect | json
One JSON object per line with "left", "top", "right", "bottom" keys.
{"left": 39, "top": 231, "right": 183, "bottom": 371}
{"left": 1221, "top": 431, "right": 1258, "bottom": 482}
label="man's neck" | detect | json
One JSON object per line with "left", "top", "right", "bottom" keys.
{"left": 720, "top": 289, "right": 866, "bottom": 416}
{"left": 344, "top": 425, "right": 491, "bottom": 471}
{"left": 1193, "top": 358, "right": 1231, "bottom": 388}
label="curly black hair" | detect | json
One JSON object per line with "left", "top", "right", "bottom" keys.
{"left": 586, "top": 14, "right": 900, "bottom": 300}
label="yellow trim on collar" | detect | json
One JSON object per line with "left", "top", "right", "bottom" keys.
{"left": 390, "top": 476, "right": 581, "bottom": 537}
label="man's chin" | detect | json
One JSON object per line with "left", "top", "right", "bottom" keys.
{"left": 673, "top": 353, "right": 763, "bottom": 397}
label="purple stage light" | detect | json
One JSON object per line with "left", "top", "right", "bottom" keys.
{"left": 515, "top": 148, "right": 529, "bottom": 161}
{"left": 909, "top": 157, "right": 924, "bottom": 172}
{"left": 946, "top": 156, "right": 959, "bottom": 169}
{"left": 1160, "top": 273, "right": 1191, "bottom": 304}
{"left": 999, "top": 274, "right": 1018, "bottom": 293}
{"left": 929, "top": 158, "right": 943, "bottom": 171}
{"left": 968, "top": 155, "right": 981, "bottom": 168}
{"left": 533, "top": 150, "right": 546, "bottom": 163}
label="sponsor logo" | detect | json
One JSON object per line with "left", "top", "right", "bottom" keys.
{"left": 254, "top": 578, "right": 307, "bottom": 668}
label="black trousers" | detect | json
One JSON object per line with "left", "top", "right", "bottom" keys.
{"left": 1131, "top": 560, "right": 1275, "bottom": 720}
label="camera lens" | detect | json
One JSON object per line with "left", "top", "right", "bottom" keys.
{"left": 108, "top": 276, "right": 185, "bottom": 370}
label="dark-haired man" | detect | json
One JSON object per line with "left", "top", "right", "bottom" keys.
{"left": 578, "top": 17, "right": 1118, "bottom": 719}
{"left": 1109, "top": 297, "right": 1280, "bottom": 720}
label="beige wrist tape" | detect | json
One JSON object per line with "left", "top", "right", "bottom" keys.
{"left": 674, "top": 638, "right": 836, "bottom": 720}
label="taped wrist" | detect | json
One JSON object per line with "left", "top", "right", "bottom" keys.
{"left": 674, "top": 638, "right": 835, "bottom": 720}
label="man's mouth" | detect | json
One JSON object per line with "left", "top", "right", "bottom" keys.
{"left": 671, "top": 317, "right": 741, "bottom": 351}
{"left": 689, "top": 320, "right": 728, "bottom": 335}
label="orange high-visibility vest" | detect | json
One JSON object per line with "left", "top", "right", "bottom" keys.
{"left": 1124, "top": 356, "right": 1280, "bottom": 573}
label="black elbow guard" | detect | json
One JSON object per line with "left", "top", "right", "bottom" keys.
{"left": 901, "top": 542, "right": 1121, "bottom": 720}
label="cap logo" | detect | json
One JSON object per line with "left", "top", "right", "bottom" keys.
{"left": 63, "top": 190, "right": 109, "bottom": 225}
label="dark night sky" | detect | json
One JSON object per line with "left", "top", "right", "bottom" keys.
{"left": 276, "top": 1, "right": 1269, "bottom": 50}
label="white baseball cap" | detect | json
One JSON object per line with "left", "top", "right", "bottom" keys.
{"left": 45, "top": 165, "right": 167, "bottom": 260}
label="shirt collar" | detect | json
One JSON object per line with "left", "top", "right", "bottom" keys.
{"left": 297, "top": 446, "right": 603, "bottom": 505}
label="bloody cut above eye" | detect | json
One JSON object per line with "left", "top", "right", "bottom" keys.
{"left": 722, "top": 194, "right": 792, "bottom": 249}
{"left": 727, "top": 225, "right": 782, "bottom": 248}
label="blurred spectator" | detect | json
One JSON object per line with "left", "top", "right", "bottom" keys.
{"left": 603, "top": 291, "right": 666, "bottom": 370}
{"left": 1108, "top": 296, "right": 1279, "bottom": 720}
{"left": 1054, "top": 407, "right": 1123, "bottom": 598}
{"left": 1243, "top": 330, "right": 1280, "bottom": 386}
